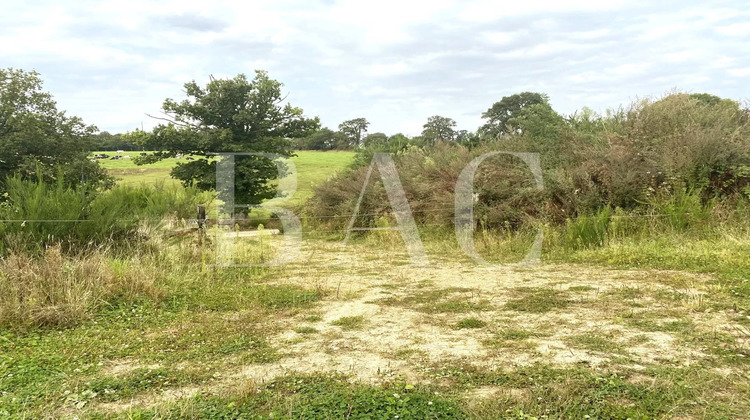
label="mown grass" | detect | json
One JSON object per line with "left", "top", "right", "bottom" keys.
{"left": 377, "top": 287, "right": 493, "bottom": 314}
{"left": 455, "top": 318, "right": 487, "bottom": 329}
{"left": 330, "top": 315, "right": 367, "bottom": 330}
{"left": 107, "top": 375, "right": 466, "bottom": 419}
{"left": 503, "top": 287, "right": 572, "bottom": 313}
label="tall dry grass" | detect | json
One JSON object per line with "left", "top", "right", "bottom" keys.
{"left": 0, "top": 247, "right": 163, "bottom": 328}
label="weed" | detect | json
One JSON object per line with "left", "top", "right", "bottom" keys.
{"left": 504, "top": 287, "right": 571, "bottom": 313}
{"left": 454, "top": 318, "right": 487, "bottom": 329}
{"left": 294, "top": 326, "right": 318, "bottom": 334}
{"left": 330, "top": 315, "right": 366, "bottom": 330}
{"left": 565, "top": 332, "right": 626, "bottom": 354}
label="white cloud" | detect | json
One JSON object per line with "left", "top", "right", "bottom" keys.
{"left": 0, "top": 0, "right": 748, "bottom": 137}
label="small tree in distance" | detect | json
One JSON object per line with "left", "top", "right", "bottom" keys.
{"left": 421, "top": 115, "right": 457, "bottom": 145}
{"left": 338, "top": 118, "right": 369, "bottom": 148}
{"left": 480, "top": 92, "right": 549, "bottom": 139}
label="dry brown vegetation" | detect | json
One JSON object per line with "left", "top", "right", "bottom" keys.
{"left": 0, "top": 247, "right": 162, "bottom": 328}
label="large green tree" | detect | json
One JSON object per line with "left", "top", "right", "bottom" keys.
{"left": 480, "top": 92, "right": 549, "bottom": 138}
{"left": 0, "top": 68, "right": 110, "bottom": 188}
{"left": 131, "top": 71, "right": 319, "bottom": 207}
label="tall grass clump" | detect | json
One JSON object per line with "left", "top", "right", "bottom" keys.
{"left": 0, "top": 176, "right": 211, "bottom": 254}
{"left": 643, "top": 188, "right": 712, "bottom": 232}
{"left": 0, "top": 247, "right": 163, "bottom": 328}
{"left": 562, "top": 207, "right": 611, "bottom": 250}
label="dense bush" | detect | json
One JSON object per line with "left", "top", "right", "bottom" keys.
{"left": 308, "top": 142, "right": 545, "bottom": 230}
{"left": 307, "top": 93, "right": 750, "bottom": 233}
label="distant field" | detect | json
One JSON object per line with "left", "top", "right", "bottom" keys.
{"left": 94, "top": 150, "right": 355, "bottom": 207}
{"left": 94, "top": 151, "right": 196, "bottom": 186}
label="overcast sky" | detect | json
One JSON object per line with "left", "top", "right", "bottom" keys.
{"left": 2, "top": 0, "right": 749, "bottom": 136}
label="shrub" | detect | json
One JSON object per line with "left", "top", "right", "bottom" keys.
{"left": 307, "top": 142, "right": 545, "bottom": 231}
{"left": 306, "top": 93, "right": 750, "bottom": 238}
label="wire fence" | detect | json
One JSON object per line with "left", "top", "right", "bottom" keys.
{"left": 0, "top": 206, "right": 737, "bottom": 237}
{"left": 0, "top": 207, "right": 736, "bottom": 223}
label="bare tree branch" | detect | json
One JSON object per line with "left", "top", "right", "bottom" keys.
{"left": 145, "top": 112, "right": 192, "bottom": 128}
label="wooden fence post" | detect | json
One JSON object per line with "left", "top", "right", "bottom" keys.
{"left": 197, "top": 205, "right": 206, "bottom": 230}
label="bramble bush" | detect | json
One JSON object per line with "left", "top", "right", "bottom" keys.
{"left": 307, "top": 93, "right": 750, "bottom": 244}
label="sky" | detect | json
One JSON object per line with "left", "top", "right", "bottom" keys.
{"left": 2, "top": 0, "right": 749, "bottom": 136}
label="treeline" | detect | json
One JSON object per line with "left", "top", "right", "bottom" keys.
{"left": 294, "top": 92, "right": 551, "bottom": 151}
{"left": 90, "top": 131, "right": 144, "bottom": 151}
{"left": 5, "top": 65, "right": 750, "bottom": 243}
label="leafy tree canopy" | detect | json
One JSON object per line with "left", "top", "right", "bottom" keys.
{"left": 128, "top": 71, "right": 319, "bottom": 207}
{"left": 480, "top": 92, "right": 549, "bottom": 138}
{"left": 508, "top": 102, "right": 566, "bottom": 141}
{"left": 0, "top": 68, "right": 110, "bottom": 189}
{"left": 338, "top": 118, "right": 369, "bottom": 148}
{"left": 421, "top": 115, "right": 457, "bottom": 145}
{"left": 362, "top": 132, "right": 388, "bottom": 147}
{"left": 296, "top": 127, "right": 348, "bottom": 150}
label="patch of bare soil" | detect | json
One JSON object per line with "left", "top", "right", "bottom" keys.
{"left": 95, "top": 242, "right": 745, "bottom": 412}
{"left": 257, "top": 244, "right": 727, "bottom": 371}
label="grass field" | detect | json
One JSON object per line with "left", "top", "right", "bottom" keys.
{"left": 96, "top": 151, "right": 355, "bottom": 208}
{"left": 95, "top": 151, "right": 185, "bottom": 186}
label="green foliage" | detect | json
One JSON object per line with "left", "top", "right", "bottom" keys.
{"left": 0, "top": 175, "right": 210, "bottom": 254}
{"left": 507, "top": 102, "right": 566, "bottom": 142}
{"left": 563, "top": 207, "right": 612, "bottom": 250}
{"left": 349, "top": 132, "right": 415, "bottom": 168}
{"left": 311, "top": 142, "right": 545, "bottom": 230}
{"left": 644, "top": 188, "right": 711, "bottom": 232}
{"left": 129, "top": 71, "right": 319, "bottom": 208}
{"left": 296, "top": 127, "right": 349, "bottom": 150}
{"left": 91, "top": 131, "right": 142, "bottom": 151}
{"left": 480, "top": 92, "right": 549, "bottom": 138}
{"left": 338, "top": 117, "right": 370, "bottom": 148}
{"left": 421, "top": 115, "right": 457, "bottom": 144}
{"left": 310, "top": 92, "right": 750, "bottom": 240}
{"left": 0, "top": 68, "right": 111, "bottom": 189}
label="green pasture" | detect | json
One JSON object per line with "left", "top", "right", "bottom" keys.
{"left": 94, "top": 150, "right": 355, "bottom": 207}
